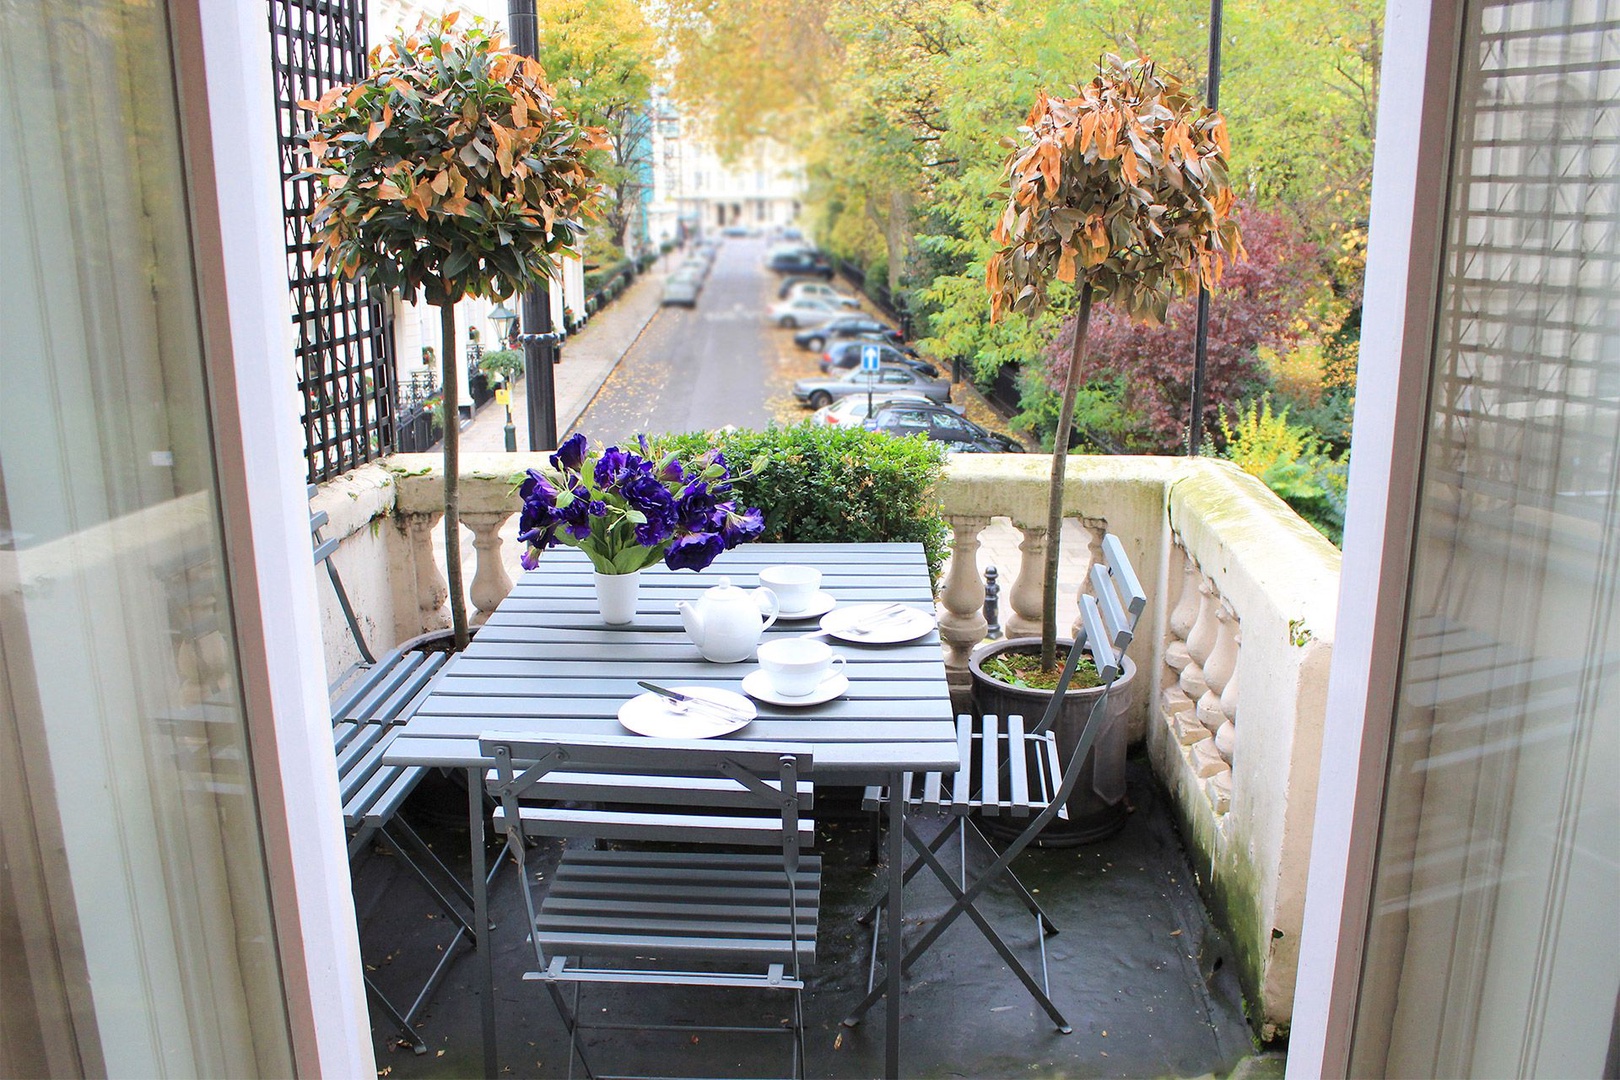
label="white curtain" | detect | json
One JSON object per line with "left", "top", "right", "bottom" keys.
{"left": 0, "top": 1, "right": 293, "bottom": 1075}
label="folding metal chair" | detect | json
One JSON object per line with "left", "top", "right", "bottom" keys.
{"left": 311, "top": 489, "right": 482, "bottom": 1054}
{"left": 483, "top": 733, "right": 820, "bottom": 1080}
{"left": 845, "top": 592, "right": 1125, "bottom": 1034}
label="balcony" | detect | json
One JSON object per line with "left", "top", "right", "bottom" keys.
{"left": 315, "top": 451, "right": 1337, "bottom": 1072}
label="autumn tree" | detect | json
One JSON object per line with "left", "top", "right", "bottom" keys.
{"left": 534, "top": 0, "right": 657, "bottom": 254}
{"left": 303, "top": 14, "right": 603, "bottom": 648}
{"left": 987, "top": 59, "right": 1242, "bottom": 670}
{"left": 1042, "top": 207, "right": 1316, "bottom": 452}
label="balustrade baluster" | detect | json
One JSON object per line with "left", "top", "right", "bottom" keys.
{"left": 1005, "top": 523, "right": 1046, "bottom": 637}
{"left": 464, "top": 512, "right": 515, "bottom": 624}
{"left": 938, "top": 515, "right": 990, "bottom": 693}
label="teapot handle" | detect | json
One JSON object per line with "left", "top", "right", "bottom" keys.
{"left": 753, "top": 586, "right": 780, "bottom": 630}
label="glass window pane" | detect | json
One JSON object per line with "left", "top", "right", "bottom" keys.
{"left": 0, "top": 2, "right": 294, "bottom": 1076}
{"left": 1351, "top": 2, "right": 1620, "bottom": 1076}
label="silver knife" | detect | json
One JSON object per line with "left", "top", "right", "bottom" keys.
{"left": 637, "top": 681, "right": 748, "bottom": 721}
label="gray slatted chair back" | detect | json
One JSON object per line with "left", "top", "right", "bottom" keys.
{"left": 483, "top": 734, "right": 821, "bottom": 1078}
{"left": 484, "top": 734, "right": 815, "bottom": 869}
{"left": 1090, "top": 533, "right": 1147, "bottom": 650}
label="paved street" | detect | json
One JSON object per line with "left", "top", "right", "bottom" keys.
{"left": 572, "top": 236, "right": 813, "bottom": 440}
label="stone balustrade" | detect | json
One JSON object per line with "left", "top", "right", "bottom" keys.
{"left": 313, "top": 450, "right": 1339, "bottom": 1038}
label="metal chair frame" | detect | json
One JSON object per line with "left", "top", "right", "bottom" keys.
{"left": 846, "top": 588, "right": 1131, "bottom": 1035}
{"left": 484, "top": 733, "right": 820, "bottom": 1080}
{"left": 311, "top": 489, "right": 485, "bottom": 1054}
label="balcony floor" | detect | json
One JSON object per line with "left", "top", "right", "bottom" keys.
{"left": 355, "top": 759, "right": 1257, "bottom": 1079}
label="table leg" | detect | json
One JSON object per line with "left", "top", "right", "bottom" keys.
{"left": 469, "top": 766, "right": 497, "bottom": 1077}
{"left": 885, "top": 769, "right": 904, "bottom": 1079}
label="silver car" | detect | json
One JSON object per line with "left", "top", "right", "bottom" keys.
{"left": 793, "top": 364, "right": 951, "bottom": 409}
{"left": 661, "top": 271, "right": 701, "bottom": 307}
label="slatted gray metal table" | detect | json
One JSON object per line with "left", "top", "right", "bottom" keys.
{"left": 384, "top": 542, "right": 959, "bottom": 1079}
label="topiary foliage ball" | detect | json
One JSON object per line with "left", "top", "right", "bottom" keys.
{"left": 300, "top": 13, "right": 606, "bottom": 304}
{"left": 986, "top": 56, "right": 1244, "bottom": 326}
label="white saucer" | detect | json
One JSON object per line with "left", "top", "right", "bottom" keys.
{"left": 819, "top": 603, "right": 937, "bottom": 645}
{"left": 773, "top": 592, "right": 837, "bottom": 620}
{"left": 617, "top": 686, "right": 756, "bottom": 738}
{"left": 742, "top": 670, "right": 849, "bottom": 707}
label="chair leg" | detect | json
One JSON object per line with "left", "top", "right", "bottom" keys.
{"left": 845, "top": 819, "right": 1073, "bottom": 1034}
{"left": 867, "top": 807, "right": 882, "bottom": 864}
{"left": 895, "top": 819, "right": 1071, "bottom": 1033}
{"left": 963, "top": 818, "right": 1060, "bottom": 935}
{"left": 364, "top": 973, "right": 428, "bottom": 1055}
{"left": 856, "top": 814, "right": 958, "bottom": 926}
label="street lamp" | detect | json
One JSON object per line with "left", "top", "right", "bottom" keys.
{"left": 489, "top": 301, "right": 518, "bottom": 347}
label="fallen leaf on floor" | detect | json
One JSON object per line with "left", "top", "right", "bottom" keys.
{"left": 1171, "top": 929, "right": 1183, "bottom": 937}
{"left": 436, "top": 1050, "right": 445, "bottom": 1057}
{"left": 834, "top": 1032, "right": 844, "bottom": 1051}
{"left": 990, "top": 1005, "right": 1014, "bottom": 1013}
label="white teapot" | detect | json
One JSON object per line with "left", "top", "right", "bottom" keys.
{"left": 677, "top": 578, "right": 779, "bottom": 663}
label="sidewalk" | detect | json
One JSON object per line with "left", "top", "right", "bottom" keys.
{"left": 457, "top": 262, "right": 668, "bottom": 453}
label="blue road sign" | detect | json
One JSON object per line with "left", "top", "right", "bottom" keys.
{"left": 860, "top": 344, "right": 882, "bottom": 372}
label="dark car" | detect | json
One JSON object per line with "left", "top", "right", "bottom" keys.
{"left": 866, "top": 402, "right": 1024, "bottom": 453}
{"left": 793, "top": 315, "right": 904, "bottom": 352}
{"left": 767, "top": 249, "right": 834, "bottom": 278}
{"left": 820, "top": 339, "right": 939, "bottom": 379}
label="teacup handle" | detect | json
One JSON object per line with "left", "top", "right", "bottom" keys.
{"left": 753, "top": 587, "right": 779, "bottom": 630}
{"left": 828, "top": 655, "right": 846, "bottom": 677}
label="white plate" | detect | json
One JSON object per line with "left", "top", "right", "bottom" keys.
{"left": 773, "top": 591, "right": 837, "bottom": 620}
{"left": 742, "top": 670, "right": 849, "bottom": 707}
{"left": 819, "top": 603, "right": 937, "bottom": 645}
{"left": 617, "top": 686, "right": 756, "bottom": 739}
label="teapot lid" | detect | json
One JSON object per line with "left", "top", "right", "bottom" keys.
{"left": 704, "top": 576, "right": 740, "bottom": 597}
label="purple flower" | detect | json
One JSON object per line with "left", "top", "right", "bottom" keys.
{"left": 658, "top": 455, "right": 686, "bottom": 484}
{"left": 594, "top": 446, "right": 631, "bottom": 489}
{"left": 551, "top": 432, "right": 588, "bottom": 473}
{"left": 519, "top": 468, "right": 558, "bottom": 507}
{"left": 665, "top": 531, "right": 726, "bottom": 572}
{"left": 719, "top": 504, "right": 766, "bottom": 549}
{"left": 519, "top": 545, "right": 542, "bottom": 570}
{"left": 674, "top": 480, "right": 723, "bottom": 532}
{"left": 518, "top": 470, "right": 562, "bottom": 541}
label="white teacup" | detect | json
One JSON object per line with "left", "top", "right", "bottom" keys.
{"left": 759, "top": 565, "right": 821, "bottom": 615}
{"left": 757, "top": 637, "right": 845, "bottom": 698}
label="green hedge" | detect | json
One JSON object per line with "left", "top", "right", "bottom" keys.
{"left": 655, "top": 425, "right": 950, "bottom": 584}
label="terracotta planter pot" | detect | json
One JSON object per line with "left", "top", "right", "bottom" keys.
{"left": 969, "top": 637, "right": 1137, "bottom": 845}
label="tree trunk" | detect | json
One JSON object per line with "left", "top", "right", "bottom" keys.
{"left": 438, "top": 302, "right": 469, "bottom": 651}
{"left": 1041, "top": 287, "right": 1094, "bottom": 671}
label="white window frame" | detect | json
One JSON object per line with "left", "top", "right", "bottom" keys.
{"left": 1289, "top": 0, "right": 1467, "bottom": 1073}
{"left": 173, "top": 1, "right": 375, "bottom": 1073}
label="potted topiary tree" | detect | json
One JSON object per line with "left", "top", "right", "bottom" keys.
{"left": 302, "top": 13, "right": 603, "bottom": 649}
{"left": 974, "top": 57, "right": 1243, "bottom": 839}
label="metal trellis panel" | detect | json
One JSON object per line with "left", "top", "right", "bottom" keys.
{"left": 268, "top": 0, "right": 398, "bottom": 482}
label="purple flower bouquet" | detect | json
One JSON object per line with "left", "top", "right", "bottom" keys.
{"left": 517, "top": 433, "right": 766, "bottom": 576}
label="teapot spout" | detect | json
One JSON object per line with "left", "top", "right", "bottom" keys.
{"left": 677, "top": 600, "right": 704, "bottom": 643}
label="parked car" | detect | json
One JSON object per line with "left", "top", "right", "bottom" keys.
{"left": 767, "top": 248, "right": 834, "bottom": 278}
{"left": 784, "top": 280, "right": 860, "bottom": 308}
{"left": 793, "top": 315, "right": 903, "bottom": 352}
{"left": 661, "top": 271, "right": 701, "bottom": 307}
{"left": 864, "top": 402, "right": 1024, "bottom": 453}
{"left": 793, "top": 364, "right": 951, "bottom": 408}
{"left": 808, "top": 391, "right": 959, "bottom": 427}
{"left": 820, "top": 339, "right": 938, "bottom": 378}
{"left": 721, "top": 224, "right": 751, "bottom": 237}
{"left": 770, "top": 296, "right": 848, "bottom": 329}
{"left": 677, "top": 256, "right": 709, "bottom": 281}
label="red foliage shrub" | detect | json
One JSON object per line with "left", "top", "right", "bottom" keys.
{"left": 1042, "top": 207, "right": 1319, "bottom": 453}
